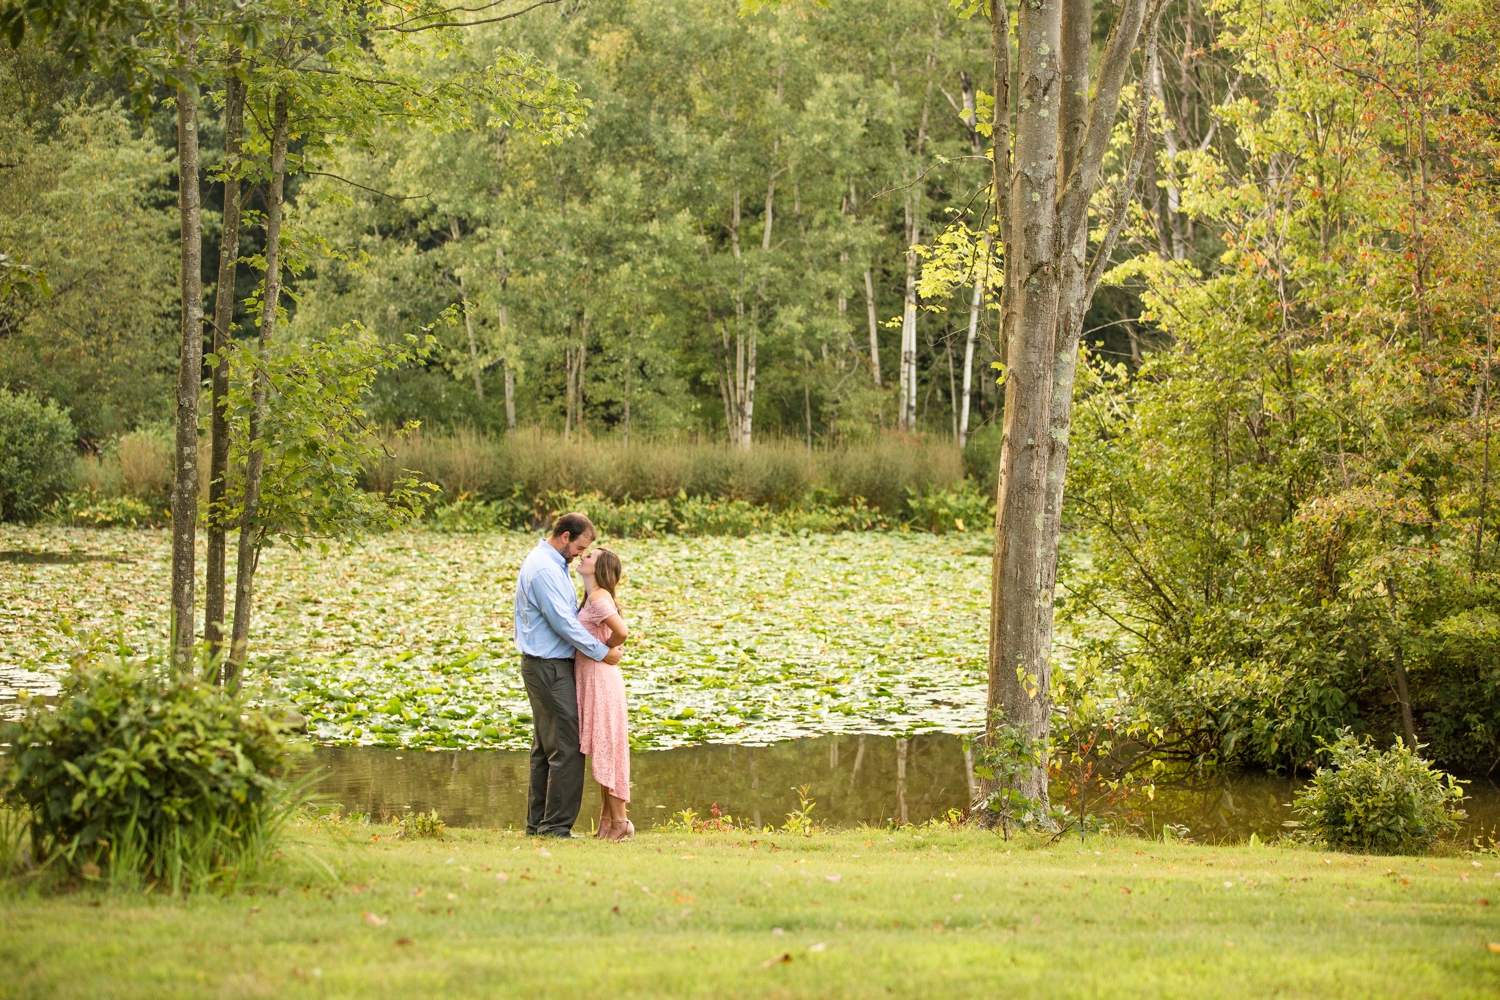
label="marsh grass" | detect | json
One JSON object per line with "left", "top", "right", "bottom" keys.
{"left": 367, "top": 428, "right": 965, "bottom": 514}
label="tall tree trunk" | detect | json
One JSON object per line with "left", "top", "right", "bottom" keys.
{"left": 169, "top": 0, "right": 203, "bottom": 661}
{"left": 205, "top": 63, "right": 244, "bottom": 665}
{"left": 863, "top": 268, "right": 882, "bottom": 387}
{"left": 986, "top": 0, "right": 1065, "bottom": 810}
{"left": 499, "top": 300, "right": 515, "bottom": 432}
{"left": 982, "top": 0, "right": 1155, "bottom": 814}
{"left": 959, "top": 70, "right": 989, "bottom": 448}
{"left": 227, "top": 90, "right": 289, "bottom": 678}
{"left": 450, "top": 218, "right": 484, "bottom": 404}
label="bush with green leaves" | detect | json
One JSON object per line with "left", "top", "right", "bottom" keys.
{"left": 0, "top": 651, "right": 302, "bottom": 890}
{"left": 1292, "top": 732, "right": 1465, "bottom": 855}
{"left": 0, "top": 387, "right": 74, "bottom": 521}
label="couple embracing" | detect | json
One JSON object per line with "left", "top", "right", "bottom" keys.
{"left": 513, "top": 512, "right": 634, "bottom": 840}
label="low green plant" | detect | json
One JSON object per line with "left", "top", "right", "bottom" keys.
{"left": 395, "top": 808, "right": 446, "bottom": 839}
{"left": 46, "top": 488, "right": 163, "bottom": 527}
{"left": 0, "top": 648, "right": 304, "bottom": 891}
{"left": 0, "top": 386, "right": 75, "bottom": 521}
{"left": 904, "top": 480, "right": 992, "bottom": 533}
{"left": 781, "top": 785, "right": 820, "bottom": 836}
{"left": 1292, "top": 731, "right": 1466, "bottom": 855}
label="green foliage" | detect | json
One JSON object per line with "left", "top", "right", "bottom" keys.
{"left": 1292, "top": 732, "right": 1465, "bottom": 855}
{"left": 903, "top": 480, "right": 990, "bottom": 533}
{"left": 0, "top": 386, "right": 75, "bottom": 521}
{"left": 780, "top": 784, "right": 820, "bottom": 836}
{"left": 1062, "top": 0, "right": 1500, "bottom": 770}
{"left": 289, "top": 0, "right": 1002, "bottom": 443}
{"left": 961, "top": 421, "right": 1003, "bottom": 493}
{"left": 0, "top": 93, "right": 176, "bottom": 439}
{"left": 46, "top": 488, "right": 161, "bottom": 528}
{"left": 394, "top": 808, "right": 445, "bottom": 840}
{"left": 216, "top": 326, "right": 441, "bottom": 551}
{"left": 0, "top": 648, "right": 302, "bottom": 889}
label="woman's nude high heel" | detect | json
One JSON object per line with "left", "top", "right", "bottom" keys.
{"left": 606, "top": 818, "right": 634, "bottom": 841}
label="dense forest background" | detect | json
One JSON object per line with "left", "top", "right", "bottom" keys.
{"left": 2, "top": 0, "right": 1499, "bottom": 774}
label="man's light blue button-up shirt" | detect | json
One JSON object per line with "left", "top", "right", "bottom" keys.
{"left": 513, "top": 540, "right": 611, "bottom": 662}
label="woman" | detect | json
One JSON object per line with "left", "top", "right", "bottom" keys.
{"left": 575, "top": 547, "right": 633, "bottom": 840}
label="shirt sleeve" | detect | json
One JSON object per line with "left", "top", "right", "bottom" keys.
{"left": 536, "top": 564, "right": 611, "bottom": 661}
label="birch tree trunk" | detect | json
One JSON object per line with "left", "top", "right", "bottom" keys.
{"left": 958, "top": 70, "right": 989, "bottom": 448}
{"left": 863, "top": 268, "right": 881, "bottom": 386}
{"left": 227, "top": 91, "right": 289, "bottom": 678}
{"left": 451, "top": 218, "right": 484, "bottom": 404}
{"left": 205, "top": 65, "right": 244, "bottom": 663}
{"left": 169, "top": 0, "right": 203, "bottom": 659}
{"left": 500, "top": 302, "right": 516, "bottom": 433}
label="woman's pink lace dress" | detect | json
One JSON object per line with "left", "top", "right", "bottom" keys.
{"left": 575, "top": 593, "right": 630, "bottom": 802}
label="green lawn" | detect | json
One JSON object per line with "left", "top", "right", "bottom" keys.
{"left": 3, "top": 823, "right": 1497, "bottom": 999}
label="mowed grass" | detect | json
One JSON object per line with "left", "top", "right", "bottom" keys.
{"left": 2, "top": 825, "right": 1497, "bottom": 999}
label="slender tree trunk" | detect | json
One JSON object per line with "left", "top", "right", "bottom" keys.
{"left": 498, "top": 300, "right": 516, "bottom": 432}
{"left": 227, "top": 90, "right": 289, "bottom": 677}
{"left": 504, "top": 363, "right": 516, "bottom": 433}
{"left": 451, "top": 218, "right": 484, "bottom": 404}
{"left": 959, "top": 71, "right": 989, "bottom": 449}
{"left": 863, "top": 269, "right": 882, "bottom": 387}
{"left": 169, "top": 1, "right": 203, "bottom": 661}
{"left": 205, "top": 64, "right": 244, "bottom": 665}
{"left": 1385, "top": 578, "right": 1419, "bottom": 751}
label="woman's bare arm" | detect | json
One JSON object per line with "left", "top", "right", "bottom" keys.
{"left": 602, "top": 611, "right": 628, "bottom": 646}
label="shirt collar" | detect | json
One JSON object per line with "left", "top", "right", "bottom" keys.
{"left": 536, "top": 539, "right": 568, "bottom": 570}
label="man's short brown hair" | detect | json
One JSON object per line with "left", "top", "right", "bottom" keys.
{"left": 550, "top": 511, "right": 595, "bottom": 541}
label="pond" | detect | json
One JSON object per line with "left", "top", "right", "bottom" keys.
{"left": 306, "top": 734, "right": 1500, "bottom": 844}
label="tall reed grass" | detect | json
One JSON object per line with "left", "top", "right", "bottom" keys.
{"left": 367, "top": 429, "right": 966, "bottom": 514}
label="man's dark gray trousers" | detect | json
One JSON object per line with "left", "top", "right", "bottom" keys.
{"left": 520, "top": 654, "right": 584, "bottom": 836}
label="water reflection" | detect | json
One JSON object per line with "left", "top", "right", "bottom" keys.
{"left": 306, "top": 733, "right": 1500, "bottom": 843}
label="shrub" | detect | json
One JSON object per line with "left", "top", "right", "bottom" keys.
{"left": 905, "top": 480, "right": 993, "bottom": 533}
{"left": 1292, "top": 731, "right": 1465, "bottom": 855}
{"left": 395, "top": 808, "right": 445, "bottom": 839}
{"left": 0, "top": 651, "right": 302, "bottom": 890}
{"left": 47, "top": 488, "right": 163, "bottom": 527}
{"left": 0, "top": 387, "right": 75, "bottom": 521}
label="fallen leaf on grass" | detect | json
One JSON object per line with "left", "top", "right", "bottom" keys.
{"left": 953, "top": 893, "right": 963, "bottom": 902}
{"left": 496, "top": 873, "right": 508, "bottom": 883}
{"left": 362, "top": 911, "right": 388, "bottom": 927}
{"left": 611, "top": 906, "right": 621, "bottom": 916}
{"left": 825, "top": 873, "right": 841, "bottom": 883}
{"left": 1119, "top": 886, "right": 1132, "bottom": 895}
{"left": 79, "top": 862, "right": 100, "bottom": 879}
{"left": 762, "top": 953, "right": 793, "bottom": 967}
{"left": 1488, "top": 943, "right": 1500, "bottom": 953}
{"left": 395, "top": 938, "right": 413, "bottom": 947}
{"left": 809, "top": 943, "right": 826, "bottom": 952}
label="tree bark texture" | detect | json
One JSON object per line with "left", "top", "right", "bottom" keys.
{"left": 169, "top": 2, "right": 203, "bottom": 660}
{"left": 983, "top": 0, "right": 1156, "bottom": 813}
{"left": 228, "top": 90, "right": 289, "bottom": 677}
{"left": 205, "top": 65, "right": 244, "bottom": 663}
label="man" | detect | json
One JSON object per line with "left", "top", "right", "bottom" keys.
{"left": 514, "top": 511, "right": 622, "bottom": 837}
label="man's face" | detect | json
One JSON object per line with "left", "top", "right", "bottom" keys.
{"left": 561, "top": 531, "right": 594, "bottom": 563}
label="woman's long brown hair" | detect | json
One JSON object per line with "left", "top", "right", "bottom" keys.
{"left": 584, "top": 548, "right": 622, "bottom": 608}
